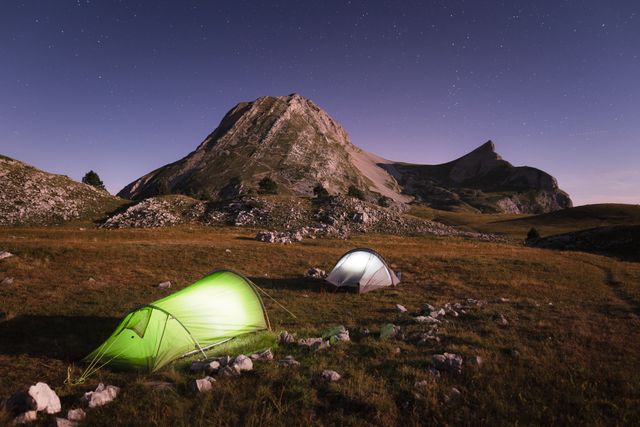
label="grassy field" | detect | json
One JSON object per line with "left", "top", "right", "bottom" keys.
{"left": 410, "top": 203, "right": 640, "bottom": 239}
{"left": 1, "top": 225, "right": 640, "bottom": 426}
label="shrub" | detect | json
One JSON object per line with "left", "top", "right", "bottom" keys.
{"left": 378, "top": 196, "right": 392, "bottom": 207}
{"left": 313, "top": 184, "right": 329, "bottom": 198}
{"left": 347, "top": 185, "right": 365, "bottom": 200}
{"left": 82, "top": 170, "right": 106, "bottom": 191}
{"left": 526, "top": 227, "right": 541, "bottom": 240}
{"left": 258, "top": 176, "right": 278, "bottom": 195}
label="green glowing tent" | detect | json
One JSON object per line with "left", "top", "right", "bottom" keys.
{"left": 84, "top": 270, "right": 270, "bottom": 373}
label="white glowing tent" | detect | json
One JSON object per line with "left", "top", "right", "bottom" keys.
{"left": 326, "top": 248, "right": 400, "bottom": 293}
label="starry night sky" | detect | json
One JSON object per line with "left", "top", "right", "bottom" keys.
{"left": 1, "top": 1, "right": 638, "bottom": 204}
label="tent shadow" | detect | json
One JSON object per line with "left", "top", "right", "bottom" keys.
{"left": 0, "top": 315, "right": 120, "bottom": 361}
{"left": 250, "top": 276, "right": 331, "bottom": 293}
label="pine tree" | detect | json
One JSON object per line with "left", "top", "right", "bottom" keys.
{"left": 82, "top": 170, "right": 106, "bottom": 191}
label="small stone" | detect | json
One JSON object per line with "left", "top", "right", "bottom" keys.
{"left": 414, "top": 316, "right": 440, "bottom": 324}
{"left": 83, "top": 383, "right": 120, "bottom": 408}
{"left": 87, "top": 277, "right": 95, "bottom": 283}
{"left": 67, "top": 408, "right": 86, "bottom": 421}
{"left": 499, "top": 297, "right": 510, "bottom": 303}
{"left": 157, "top": 281, "right": 171, "bottom": 289}
{"left": 446, "top": 387, "right": 462, "bottom": 402}
{"left": 250, "top": 348, "right": 274, "bottom": 360}
{"left": 216, "top": 355, "right": 232, "bottom": 367}
{"left": 14, "top": 411, "right": 37, "bottom": 424}
{"left": 298, "top": 337, "right": 324, "bottom": 349}
{"left": 189, "top": 376, "right": 215, "bottom": 392}
{"left": 190, "top": 360, "right": 209, "bottom": 372}
{"left": 225, "top": 249, "right": 231, "bottom": 253}
{"left": 466, "top": 355, "right": 483, "bottom": 369}
{"left": 306, "top": 267, "right": 326, "bottom": 278}
{"left": 320, "top": 369, "right": 341, "bottom": 382}
{"left": 0, "top": 251, "right": 14, "bottom": 260}
{"left": 428, "top": 367, "right": 441, "bottom": 378}
{"left": 56, "top": 418, "right": 77, "bottom": 427}
{"left": 277, "top": 331, "right": 296, "bottom": 345}
{"left": 494, "top": 313, "right": 509, "bottom": 326}
{"left": 1, "top": 277, "right": 14, "bottom": 285}
{"left": 28, "top": 382, "right": 61, "bottom": 414}
{"left": 396, "top": 304, "right": 408, "bottom": 313}
{"left": 432, "top": 353, "right": 463, "bottom": 373}
{"left": 279, "top": 355, "right": 300, "bottom": 367}
{"left": 422, "top": 303, "right": 436, "bottom": 312}
{"left": 231, "top": 354, "right": 253, "bottom": 372}
{"left": 218, "top": 366, "right": 240, "bottom": 377}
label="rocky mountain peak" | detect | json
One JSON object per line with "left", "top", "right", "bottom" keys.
{"left": 118, "top": 94, "right": 406, "bottom": 202}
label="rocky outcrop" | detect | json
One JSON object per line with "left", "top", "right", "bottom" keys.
{"left": 0, "top": 156, "right": 122, "bottom": 226}
{"left": 99, "top": 194, "right": 503, "bottom": 242}
{"left": 382, "top": 141, "right": 572, "bottom": 213}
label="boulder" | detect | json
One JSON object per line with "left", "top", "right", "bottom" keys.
{"left": 0, "top": 251, "right": 14, "bottom": 260}
{"left": 28, "top": 382, "right": 61, "bottom": 414}
{"left": 320, "top": 369, "right": 341, "bottom": 382}
{"left": 83, "top": 383, "right": 120, "bottom": 408}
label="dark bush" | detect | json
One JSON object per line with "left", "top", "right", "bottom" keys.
{"left": 378, "top": 196, "right": 392, "bottom": 207}
{"left": 526, "top": 227, "right": 541, "bottom": 240}
{"left": 313, "top": 184, "right": 329, "bottom": 198}
{"left": 258, "top": 176, "right": 278, "bottom": 195}
{"left": 347, "top": 185, "right": 365, "bottom": 200}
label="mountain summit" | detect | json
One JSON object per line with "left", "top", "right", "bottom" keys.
{"left": 118, "top": 94, "right": 406, "bottom": 202}
{"left": 118, "top": 94, "right": 572, "bottom": 213}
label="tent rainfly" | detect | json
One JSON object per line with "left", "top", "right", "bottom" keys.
{"left": 83, "top": 270, "right": 270, "bottom": 373}
{"left": 326, "top": 248, "right": 400, "bottom": 293}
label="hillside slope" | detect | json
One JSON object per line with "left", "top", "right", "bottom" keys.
{"left": 0, "top": 155, "right": 122, "bottom": 226}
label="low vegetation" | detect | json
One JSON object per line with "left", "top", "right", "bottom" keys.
{"left": 1, "top": 225, "right": 639, "bottom": 425}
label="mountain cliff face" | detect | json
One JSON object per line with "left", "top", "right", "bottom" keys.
{"left": 383, "top": 141, "right": 573, "bottom": 213}
{"left": 118, "top": 94, "right": 407, "bottom": 203}
{"left": 118, "top": 94, "right": 572, "bottom": 213}
{"left": 0, "top": 155, "right": 121, "bottom": 225}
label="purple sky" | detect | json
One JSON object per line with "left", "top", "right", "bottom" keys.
{"left": 1, "top": 1, "right": 638, "bottom": 205}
